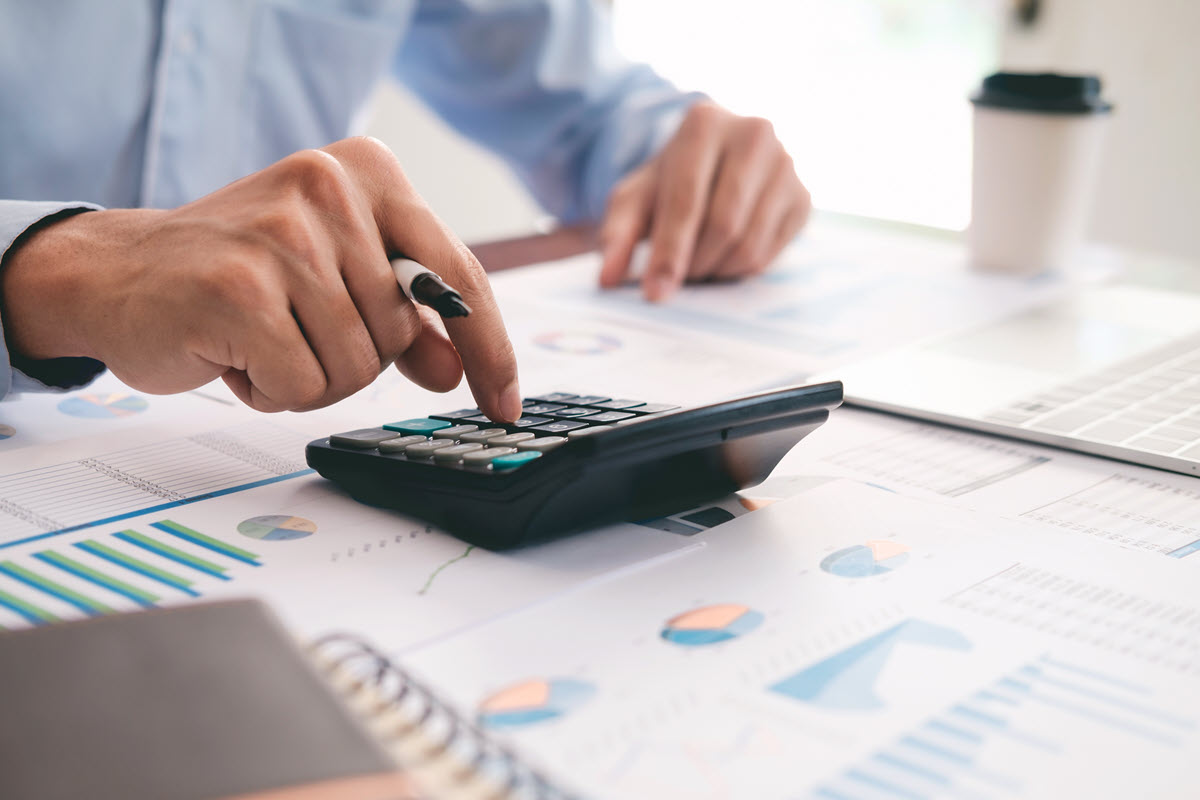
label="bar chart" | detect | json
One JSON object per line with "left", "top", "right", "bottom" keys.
{"left": 0, "top": 519, "right": 260, "bottom": 626}
{"left": 810, "top": 653, "right": 1197, "bottom": 799}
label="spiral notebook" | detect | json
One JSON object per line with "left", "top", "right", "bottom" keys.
{"left": 0, "top": 599, "right": 570, "bottom": 800}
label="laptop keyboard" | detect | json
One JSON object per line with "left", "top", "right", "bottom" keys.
{"left": 984, "top": 334, "right": 1200, "bottom": 460}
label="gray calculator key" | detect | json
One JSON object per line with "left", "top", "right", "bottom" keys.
{"left": 459, "top": 428, "right": 508, "bottom": 443}
{"left": 531, "top": 420, "right": 588, "bottom": 433}
{"left": 330, "top": 428, "right": 401, "bottom": 449}
{"left": 461, "top": 446, "right": 518, "bottom": 465}
{"left": 377, "top": 434, "right": 431, "bottom": 453}
{"left": 590, "top": 399, "right": 645, "bottom": 410}
{"left": 545, "top": 406, "right": 595, "bottom": 418}
{"left": 516, "top": 436, "right": 567, "bottom": 452}
{"left": 567, "top": 425, "right": 613, "bottom": 439}
{"left": 511, "top": 416, "right": 552, "bottom": 428}
{"left": 432, "top": 424, "right": 479, "bottom": 440}
{"left": 433, "top": 443, "right": 485, "bottom": 462}
{"left": 431, "top": 408, "right": 481, "bottom": 420}
{"left": 521, "top": 403, "right": 567, "bottom": 415}
{"left": 568, "top": 395, "right": 611, "bottom": 405}
{"left": 579, "top": 410, "right": 636, "bottom": 423}
{"left": 404, "top": 439, "right": 455, "bottom": 458}
{"left": 490, "top": 432, "right": 536, "bottom": 447}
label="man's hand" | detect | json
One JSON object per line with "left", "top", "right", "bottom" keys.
{"left": 599, "top": 102, "right": 811, "bottom": 302}
{"left": 0, "top": 138, "right": 522, "bottom": 420}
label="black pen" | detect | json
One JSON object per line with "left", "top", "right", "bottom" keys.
{"left": 390, "top": 257, "right": 472, "bottom": 318}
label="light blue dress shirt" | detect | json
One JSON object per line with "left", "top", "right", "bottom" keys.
{"left": 0, "top": 0, "right": 699, "bottom": 399}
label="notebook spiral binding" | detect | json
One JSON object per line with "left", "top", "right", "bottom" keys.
{"left": 308, "top": 633, "right": 575, "bottom": 800}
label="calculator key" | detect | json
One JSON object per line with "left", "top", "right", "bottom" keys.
{"left": 490, "top": 432, "right": 536, "bottom": 447}
{"left": 404, "top": 439, "right": 455, "bottom": 458}
{"left": 520, "top": 403, "right": 567, "bottom": 415}
{"left": 432, "top": 424, "right": 479, "bottom": 440}
{"left": 528, "top": 392, "right": 579, "bottom": 403}
{"left": 567, "top": 425, "right": 614, "bottom": 439}
{"left": 530, "top": 420, "right": 589, "bottom": 434}
{"left": 630, "top": 403, "right": 680, "bottom": 414}
{"left": 589, "top": 399, "right": 645, "bottom": 410}
{"left": 433, "top": 443, "right": 485, "bottom": 463}
{"left": 329, "top": 428, "right": 401, "bottom": 449}
{"left": 510, "top": 416, "right": 552, "bottom": 428}
{"left": 459, "top": 428, "right": 508, "bottom": 443}
{"left": 544, "top": 406, "right": 595, "bottom": 418}
{"left": 377, "top": 435, "right": 431, "bottom": 453}
{"left": 383, "top": 418, "right": 452, "bottom": 436}
{"left": 462, "top": 414, "right": 496, "bottom": 425}
{"left": 568, "top": 395, "right": 612, "bottom": 406}
{"left": 429, "top": 408, "right": 481, "bottom": 421}
{"left": 491, "top": 451, "right": 543, "bottom": 470}
{"left": 461, "top": 446, "right": 518, "bottom": 465}
{"left": 578, "top": 410, "right": 636, "bottom": 423}
{"left": 516, "top": 436, "right": 567, "bottom": 453}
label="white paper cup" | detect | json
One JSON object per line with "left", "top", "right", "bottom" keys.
{"left": 968, "top": 72, "right": 1111, "bottom": 276}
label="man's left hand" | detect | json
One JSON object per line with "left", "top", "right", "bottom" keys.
{"left": 598, "top": 102, "right": 811, "bottom": 302}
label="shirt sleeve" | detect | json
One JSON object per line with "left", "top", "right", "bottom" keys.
{"left": 0, "top": 200, "right": 107, "bottom": 400}
{"left": 394, "top": 0, "right": 705, "bottom": 223}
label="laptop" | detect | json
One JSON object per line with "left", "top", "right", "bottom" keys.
{"left": 827, "top": 284, "right": 1200, "bottom": 477}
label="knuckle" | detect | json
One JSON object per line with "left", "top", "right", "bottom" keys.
{"left": 253, "top": 208, "right": 319, "bottom": 262}
{"left": 743, "top": 116, "right": 776, "bottom": 144}
{"left": 199, "top": 258, "right": 273, "bottom": 310}
{"left": 293, "top": 378, "right": 328, "bottom": 410}
{"left": 685, "top": 101, "right": 722, "bottom": 128}
{"left": 281, "top": 148, "right": 343, "bottom": 188}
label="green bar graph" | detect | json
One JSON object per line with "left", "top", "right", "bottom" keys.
{"left": 152, "top": 520, "right": 261, "bottom": 565}
{"left": 0, "top": 561, "right": 113, "bottom": 616}
{"left": 115, "top": 531, "right": 230, "bottom": 580}
{"left": 76, "top": 540, "right": 200, "bottom": 597}
{"left": 0, "top": 587, "right": 59, "bottom": 625}
{"left": 35, "top": 551, "right": 159, "bottom": 608}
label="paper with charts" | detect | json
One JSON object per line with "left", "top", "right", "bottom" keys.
{"left": 403, "top": 481, "right": 1200, "bottom": 799}
{"left": 494, "top": 216, "right": 1110, "bottom": 376}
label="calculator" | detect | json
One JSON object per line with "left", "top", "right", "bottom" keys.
{"left": 305, "top": 382, "right": 843, "bottom": 549}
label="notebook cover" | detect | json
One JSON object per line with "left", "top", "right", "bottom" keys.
{"left": 0, "top": 598, "right": 396, "bottom": 800}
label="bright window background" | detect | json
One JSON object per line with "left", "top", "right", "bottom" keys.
{"left": 613, "top": 1, "right": 1003, "bottom": 231}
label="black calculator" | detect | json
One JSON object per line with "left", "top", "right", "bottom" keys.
{"left": 306, "top": 382, "right": 842, "bottom": 549}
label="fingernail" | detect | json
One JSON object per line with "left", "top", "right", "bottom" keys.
{"left": 646, "top": 275, "right": 675, "bottom": 303}
{"left": 498, "top": 381, "right": 523, "bottom": 423}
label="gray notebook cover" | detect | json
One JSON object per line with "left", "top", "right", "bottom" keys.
{"left": 0, "top": 598, "right": 395, "bottom": 800}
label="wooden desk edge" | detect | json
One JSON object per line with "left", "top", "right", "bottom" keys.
{"left": 470, "top": 224, "right": 598, "bottom": 272}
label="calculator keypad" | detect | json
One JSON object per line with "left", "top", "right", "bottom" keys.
{"left": 328, "top": 393, "right": 678, "bottom": 473}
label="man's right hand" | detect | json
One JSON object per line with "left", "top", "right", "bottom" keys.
{"left": 0, "top": 137, "right": 522, "bottom": 421}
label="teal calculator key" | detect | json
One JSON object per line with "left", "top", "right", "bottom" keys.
{"left": 491, "top": 451, "right": 543, "bottom": 470}
{"left": 383, "top": 418, "right": 451, "bottom": 436}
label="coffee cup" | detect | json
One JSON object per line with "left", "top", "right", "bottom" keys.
{"left": 968, "top": 72, "right": 1112, "bottom": 276}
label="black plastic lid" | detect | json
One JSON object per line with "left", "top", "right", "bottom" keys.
{"left": 971, "top": 72, "right": 1112, "bottom": 114}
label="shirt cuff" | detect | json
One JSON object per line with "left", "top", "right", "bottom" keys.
{"left": 0, "top": 201, "right": 107, "bottom": 399}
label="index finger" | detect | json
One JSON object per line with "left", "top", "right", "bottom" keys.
{"left": 327, "top": 138, "right": 521, "bottom": 423}
{"left": 643, "top": 105, "right": 725, "bottom": 301}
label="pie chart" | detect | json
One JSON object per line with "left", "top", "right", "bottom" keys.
{"left": 532, "top": 330, "right": 622, "bottom": 355}
{"left": 477, "top": 678, "right": 595, "bottom": 729}
{"left": 58, "top": 393, "right": 149, "bottom": 419}
{"left": 661, "top": 603, "right": 764, "bottom": 646}
{"left": 236, "top": 515, "right": 317, "bottom": 541}
{"left": 820, "top": 540, "right": 910, "bottom": 578}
